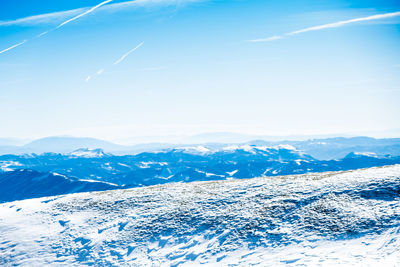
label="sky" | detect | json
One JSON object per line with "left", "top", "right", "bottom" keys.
{"left": 0, "top": 0, "right": 399, "bottom": 143}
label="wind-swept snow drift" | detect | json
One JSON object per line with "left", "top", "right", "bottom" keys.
{"left": 0, "top": 165, "right": 399, "bottom": 265}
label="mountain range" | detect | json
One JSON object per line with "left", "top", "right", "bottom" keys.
{"left": 1, "top": 142, "right": 400, "bottom": 203}
{"left": 1, "top": 135, "right": 400, "bottom": 160}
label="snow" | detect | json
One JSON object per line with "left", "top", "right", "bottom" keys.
{"left": 254, "top": 146, "right": 273, "bottom": 152}
{"left": 68, "top": 148, "right": 107, "bottom": 158}
{"left": 226, "top": 170, "right": 238, "bottom": 176}
{"left": 278, "top": 144, "right": 296, "bottom": 150}
{"left": 0, "top": 165, "right": 399, "bottom": 265}
{"left": 0, "top": 161, "right": 22, "bottom": 172}
{"left": 117, "top": 163, "right": 131, "bottom": 168}
{"left": 222, "top": 144, "right": 253, "bottom": 152}
{"left": 221, "top": 144, "right": 297, "bottom": 154}
{"left": 182, "top": 146, "right": 210, "bottom": 154}
{"left": 101, "top": 162, "right": 114, "bottom": 171}
{"left": 196, "top": 169, "right": 225, "bottom": 178}
{"left": 354, "top": 152, "right": 378, "bottom": 157}
{"left": 51, "top": 172, "right": 70, "bottom": 179}
{"left": 79, "top": 179, "right": 119, "bottom": 186}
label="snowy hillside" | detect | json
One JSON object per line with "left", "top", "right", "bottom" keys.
{"left": 1, "top": 165, "right": 399, "bottom": 265}
{"left": 0, "top": 169, "right": 121, "bottom": 203}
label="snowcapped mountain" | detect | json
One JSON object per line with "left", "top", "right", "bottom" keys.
{"left": 68, "top": 148, "right": 110, "bottom": 158}
{"left": 1, "top": 136, "right": 400, "bottom": 160}
{"left": 1, "top": 165, "right": 399, "bottom": 265}
{"left": 1, "top": 145, "right": 400, "bottom": 203}
{"left": 270, "top": 136, "right": 400, "bottom": 160}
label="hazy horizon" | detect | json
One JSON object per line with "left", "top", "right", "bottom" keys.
{"left": 1, "top": 128, "right": 400, "bottom": 147}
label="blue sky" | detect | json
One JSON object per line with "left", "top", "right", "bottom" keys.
{"left": 0, "top": 0, "right": 399, "bottom": 142}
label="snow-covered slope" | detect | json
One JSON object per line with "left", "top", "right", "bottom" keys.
{"left": 0, "top": 165, "right": 399, "bottom": 265}
{"left": 0, "top": 169, "right": 120, "bottom": 203}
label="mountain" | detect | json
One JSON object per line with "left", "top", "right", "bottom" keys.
{"left": 294, "top": 137, "right": 400, "bottom": 159}
{"left": 176, "top": 132, "right": 356, "bottom": 144}
{"left": 0, "top": 169, "right": 121, "bottom": 203}
{"left": 1, "top": 136, "right": 400, "bottom": 159}
{"left": 68, "top": 148, "right": 110, "bottom": 158}
{"left": 249, "top": 136, "right": 400, "bottom": 160}
{"left": 114, "top": 132, "right": 352, "bottom": 145}
{"left": 22, "top": 136, "right": 126, "bottom": 154}
{"left": 1, "top": 145, "right": 400, "bottom": 199}
{"left": 1, "top": 165, "right": 399, "bottom": 265}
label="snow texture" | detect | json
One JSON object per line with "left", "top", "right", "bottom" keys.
{"left": 0, "top": 165, "right": 399, "bottom": 266}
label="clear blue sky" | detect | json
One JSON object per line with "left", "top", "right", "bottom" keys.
{"left": 0, "top": 0, "right": 399, "bottom": 141}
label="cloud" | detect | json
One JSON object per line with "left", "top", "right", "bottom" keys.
{"left": 0, "top": 0, "right": 204, "bottom": 27}
{"left": 0, "top": 9, "right": 85, "bottom": 27}
{"left": 0, "top": 40, "right": 27, "bottom": 55}
{"left": 0, "top": 0, "right": 114, "bottom": 55}
{"left": 0, "top": 0, "right": 196, "bottom": 55}
{"left": 0, "top": 0, "right": 199, "bottom": 56}
{"left": 249, "top": 11, "right": 400, "bottom": 42}
{"left": 113, "top": 42, "right": 144, "bottom": 65}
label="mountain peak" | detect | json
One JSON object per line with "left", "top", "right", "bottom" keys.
{"left": 68, "top": 148, "right": 110, "bottom": 158}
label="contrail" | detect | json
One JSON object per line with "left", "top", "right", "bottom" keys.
{"left": 56, "top": 0, "right": 113, "bottom": 29}
{"left": 85, "top": 68, "right": 105, "bottom": 82}
{"left": 0, "top": 40, "right": 27, "bottom": 54}
{"left": 0, "top": 8, "right": 85, "bottom": 27}
{"left": 113, "top": 42, "right": 144, "bottom": 65}
{"left": 0, "top": 0, "right": 113, "bottom": 56}
{"left": 37, "top": 31, "right": 49, "bottom": 38}
{"left": 39, "top": 0, "right": 113, "bottom": 37}
{"left": 0, "top": 0, "right": 205, "bottom": 27}
{"left": 249, "top": 11, "right": 400, "bottom": 42}
{"left": 86, "top": 43, "right": 143, "bottom": 82}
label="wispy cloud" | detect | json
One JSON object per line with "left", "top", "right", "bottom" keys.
{"left": 0, "top": 40, "right": 27, "bottom": 55}
{"left": 0, "top": 0, "right": 198, "bottom": 55}
{"left": 0, "top": 9, "right": 85, "bottom": 27}
{"left": 249, "top": 11, "right": 400, "bottom": 42}
{"left": 0, "top": 0, "right": 204, "bottom": 27}
{"left": 0, "top": 0, "right": 114, "bottom": 55}
{"left": 114, "top": 42, "right": 144, "bottom": 65}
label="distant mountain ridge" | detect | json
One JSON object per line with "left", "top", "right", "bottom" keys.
{"left": 22, "top": 136, "right": 126, "bottom": 154}
{"left": 1, "top": 135, "right": 400, "bottom": 160}
{"left": 1, "top": 144, "right": 400, "bottom": 202}
{"left": 1, "top": 135, "right": 400, "bottom": 203}
{"left": 68, "top": 148, "right": 110, "bottom": 158}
